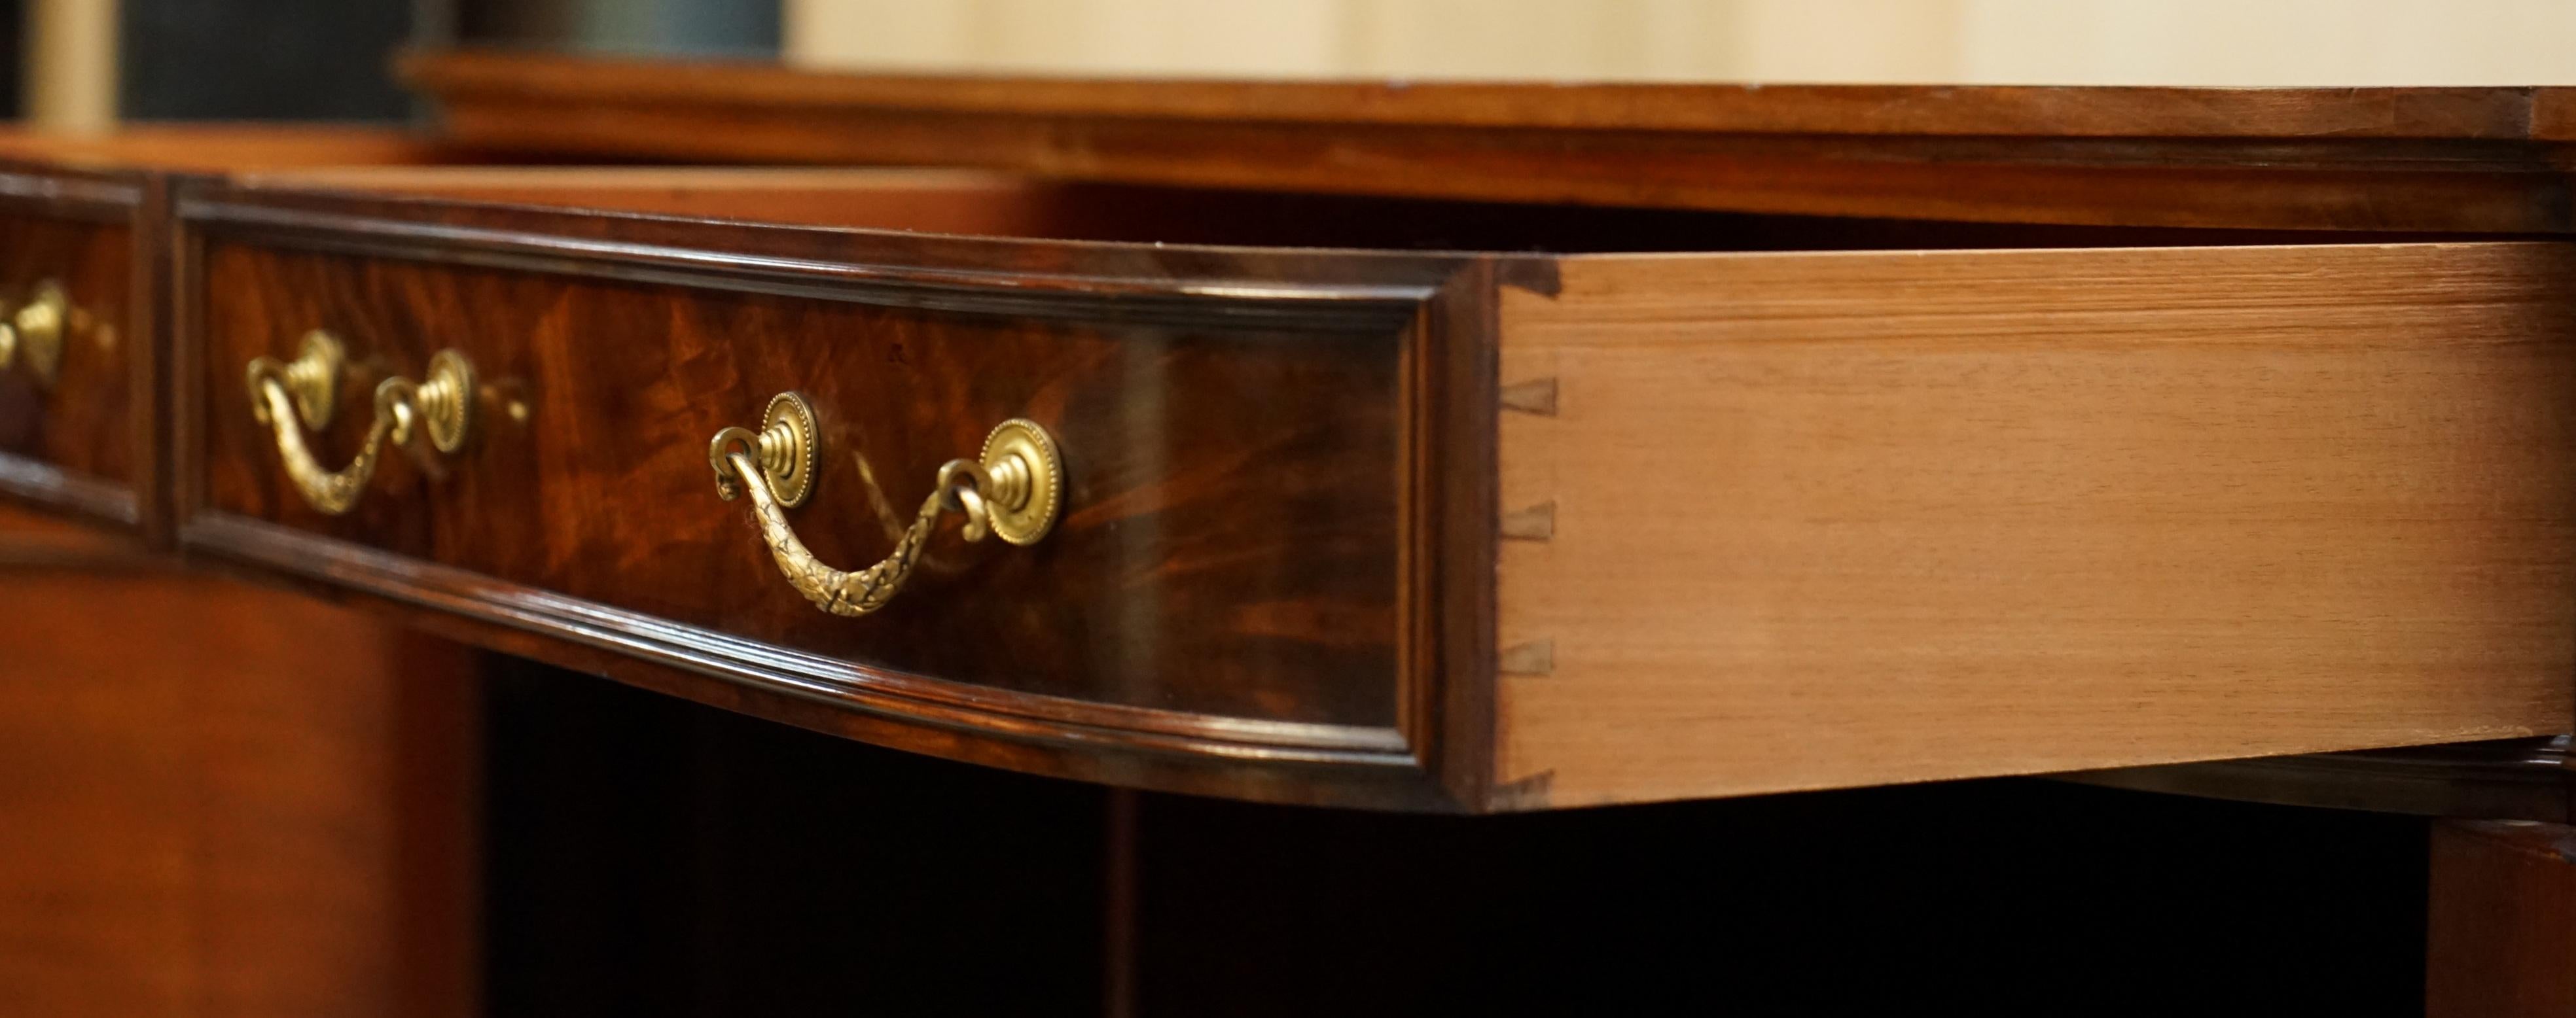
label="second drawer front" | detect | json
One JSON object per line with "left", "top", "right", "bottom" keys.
{"left": 187, "top": 234, "right": 1412, "bottom": 739}
{"left": 0, "top": 184, "right": 142, "bottom": 528}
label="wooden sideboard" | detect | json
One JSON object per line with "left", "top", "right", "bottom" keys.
{"left": 4, "top": 53, "right": 2575, "bottom": 1014}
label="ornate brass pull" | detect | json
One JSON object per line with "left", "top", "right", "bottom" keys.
{"left": 245, "top": 330, "right": 478, "bottom": 516}
{"left": 0, "top": 280, "right": 76, "bottom": 389}
{"left": 709, "top": 392, "right": 1063, "bottom": 618}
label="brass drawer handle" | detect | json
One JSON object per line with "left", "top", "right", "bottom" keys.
{"left": 709, "top": 392, "right": 1063, "bottom": 618}
{"left": 0, "top": 280, "right": 76, "bottom": 389}
{"left": 245, "top": 330, "right": 477, "bottom": 516}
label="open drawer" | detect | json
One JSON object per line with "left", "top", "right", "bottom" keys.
{"left": 166, "top": 167, "right": 2576, "bottom": 811}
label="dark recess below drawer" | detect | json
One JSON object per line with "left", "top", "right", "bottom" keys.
{"left": 482, "top": 656, "right": 2433, "bottom": 1018}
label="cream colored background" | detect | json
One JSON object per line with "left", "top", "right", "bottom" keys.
{"left": 785, "top": 0, "right": 2576, "bottom": 84}
{"left": 24, "top": 0, "right": 117, "bottom": 131}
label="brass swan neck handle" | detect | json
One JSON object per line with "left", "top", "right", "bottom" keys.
{"left": 246, "top": 330, "right": 478, "bottom": 516}
{"left": 709, "top": 392, "right": 1063, "bottom": 618}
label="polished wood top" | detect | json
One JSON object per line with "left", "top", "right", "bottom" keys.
{"left": 401, "top": 48, "right": 2573, "bottom": 140}
{"left": 398, "top": 49, "right": 2576, "bottom": 232}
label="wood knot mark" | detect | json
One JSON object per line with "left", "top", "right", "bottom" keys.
{"left": 1501, "top": 500, "right": 1555, "bottom": 541}
{"left": 1499, "top": 639, "right": 1554, "bottom": 676}
{"left": 1500, "top": 377, "right": 1557, "bottom": 417}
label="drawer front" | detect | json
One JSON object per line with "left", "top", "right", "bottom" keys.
{"left": 176, "top": 189, "right": 1469, "bottom": 807}
{"left": 0, "top": 173, "right": 147, "bottom": 530}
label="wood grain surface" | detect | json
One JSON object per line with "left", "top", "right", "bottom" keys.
{"left": 196, "top": 238, "right": 1409, "bottom": 728}
{"left": 1495, "top": 242, "right": 2576, "bottom": 807}
{"left": 2427, "top": 820, "right": 2576, "bottom": 1017}
{"left": 401, "top": 48, "right": 2576, "bottom": 232}
{"left": 0, "top": 514, "right": 477, "bottom": 1017}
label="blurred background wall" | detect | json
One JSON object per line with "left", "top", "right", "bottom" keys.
{"left": 16, "top": 0, "right": 2576, "bottom": 133}
{"left": 13, "top": 0, "right": 781, "bottom": 131}
{"left": 781, "top": 0, "right": 2576, "bottom": 84}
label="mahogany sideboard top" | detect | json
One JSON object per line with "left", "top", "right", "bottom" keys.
{"left": 402, "top": 48, "right": 2576, "bottom": 233}
{"left": 0, "top": 52, "right": 2569, "bottom": 813}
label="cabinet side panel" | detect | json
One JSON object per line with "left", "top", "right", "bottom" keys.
{"left": 0, "top": 509, "right": 478, "bottom": 1017}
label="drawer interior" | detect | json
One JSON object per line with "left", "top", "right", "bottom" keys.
{"left": 234, "top": 165, "right": 2411, "bottom": 254}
